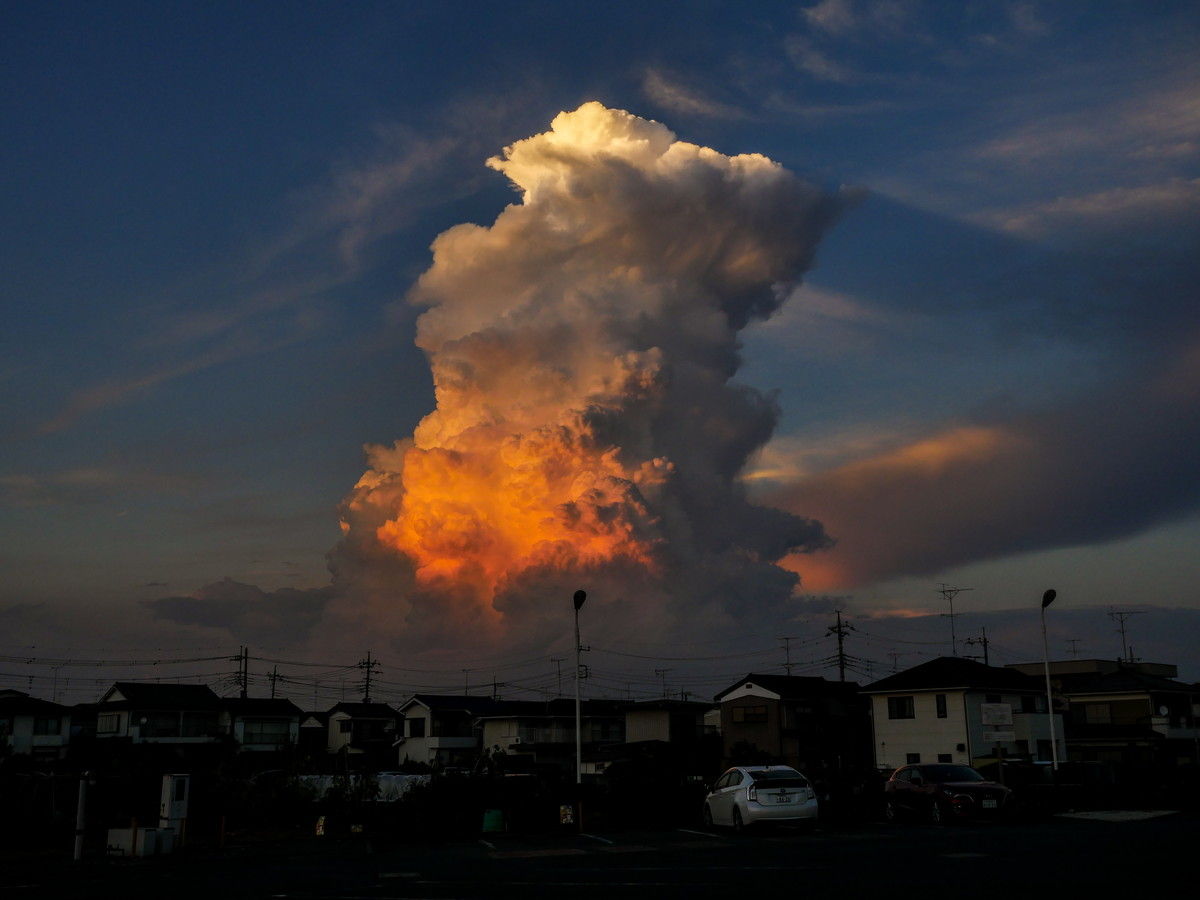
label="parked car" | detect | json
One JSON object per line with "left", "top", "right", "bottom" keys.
{"left": 702, "top": 765, "right": 819, "bottom": 831}
{"left": 883, "top": 764, "right": 1012, "bottom": 824}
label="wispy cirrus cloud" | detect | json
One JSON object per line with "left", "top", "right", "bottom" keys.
{"left": 0, "top": 466, "right": 193, "bottom": 507}
{"left": 640, "top": 69, "right": 748, "bottom": 120}
{"left": 977, "top": 177, "right": 1200, "bottom": 237}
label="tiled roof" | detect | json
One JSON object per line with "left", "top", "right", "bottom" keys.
{"left": 328, "top": 702, "right": 400, "bottom": 718}
{"left": 101, "top": 682, "right": 222, "bottom": 708}
{"left": 222, "top": 697, "right": 304, "bottom": 717}
{"left": 714, "top": 672, "right": 861, "bottom": 702}
{"left": 864, "top": 657, "right": 1039, "bottom": 693}
{"left": 0, "top": 694, "right": 71, "bottom": 716}
{"left": 1054, "top": 669, "right": 1195, "bottom": 695}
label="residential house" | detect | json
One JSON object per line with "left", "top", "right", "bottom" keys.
{"left": 474, "top": 698, "right": 625, "bottom": 775}
{"left": 714, "top": 673, "right": 871, "bottom": 781}
{"left": 864, "top": 657, "right": 1063, "bottom": 771}
{"left": 298, "top": 710, "right": 330, "bottom": 759}
{"left": 395, "top": 695, "right": 501, "bottom": 767}
{"left": 1006, "top": 659, "right": 1200, "bottom": 769}
{"left": 0, "top": 690, "right": 72, "bottom": 761}
{"left": 326, "top": 702, "right": 401, "bottom": 768}
{"left": 94, "top": 683, "right": 224, "bottom": 745}
{"left": 221, "top": 697, "right": 303, "bottom": 752}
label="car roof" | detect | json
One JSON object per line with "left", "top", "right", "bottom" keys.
{"left": 732, "top": 765, "right": 802, "bottom": 773}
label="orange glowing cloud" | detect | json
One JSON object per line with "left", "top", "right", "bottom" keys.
{"left": 330, "top": 102, "right": 841, "bottom": 638}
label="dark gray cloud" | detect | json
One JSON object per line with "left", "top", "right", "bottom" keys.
{"left": 144, "top": 577, "right": 334, "bottom": 646}
{"left": 771, "top": 335, "right": 1200, "bottom": 586}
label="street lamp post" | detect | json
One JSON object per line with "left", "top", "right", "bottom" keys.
{"left": 573, "top": 589, "right": 587, "bottom": 786}
{"left": 1040, "top": 589, "right": 1059, "bottom": 771}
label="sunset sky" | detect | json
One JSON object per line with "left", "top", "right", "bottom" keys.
{"left": 3, "top": 2, "right": 1198, "bottom": 700}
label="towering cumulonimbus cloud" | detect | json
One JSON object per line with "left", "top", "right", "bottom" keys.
{"left": 329, "top": 102, "right": 842, "bottom": 647}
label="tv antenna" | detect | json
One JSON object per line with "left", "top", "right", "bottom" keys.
{"left": 1107, "top": 609, "right": 1146, "bottom": 663}
{"left": 937, "top": 584, "right": 973, "bottom": 656}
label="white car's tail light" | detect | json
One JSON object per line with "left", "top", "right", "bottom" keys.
{"left": 747, "top": 784, "right": 758, "bottom": 802}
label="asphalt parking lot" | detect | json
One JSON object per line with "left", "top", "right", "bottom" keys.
{"left": 4, "top": 811, "right": 1193, "bottom": 899}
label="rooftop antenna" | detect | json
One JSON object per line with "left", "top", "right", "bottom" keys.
{"left": 779, "top": 636, "right": 802, "bottom": 675}
{"left": 937, "top": 584, "right": 973, "bottom": 656}
{"left": 654, "top": 668, "right": 672, "bottom": 698}
{"left": 1065, "top": 639, "right": 1082, "bottom": 658}
{"left": 551, "top": 657, "right": 565, "bottom": 697}
{"left": 963, "top": 627, "right": 990, "bottom": 666}
{"left": 1107, "top": 608, "right": 1146, "bottom": 663}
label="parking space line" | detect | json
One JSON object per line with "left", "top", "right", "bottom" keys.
{"left": 677, "top": 828, "right": 724, "bottom": 838}
{"left": 579, "top": 832, "right": 615, "bottom": 844}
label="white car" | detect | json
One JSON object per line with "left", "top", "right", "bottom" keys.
{"left": 702, "top": 765, "right": 819, "bottom": 831}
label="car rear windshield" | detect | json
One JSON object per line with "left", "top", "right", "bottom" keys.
{"left": 923, "top": 765, "right": 985, "bottom": 783}
{"left": 749, "top": 770, "right": 809, "bottom": 787}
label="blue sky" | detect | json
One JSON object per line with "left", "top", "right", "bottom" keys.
{"left": 2, "top": 2, "right": 1198, "bottom": 695}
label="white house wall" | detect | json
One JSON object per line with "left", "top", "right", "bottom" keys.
{"left": 625, "top": 710, "right": 670, "bottom": 743}
{"left": 871, "top": 691, "right": 970, "bottom": 770}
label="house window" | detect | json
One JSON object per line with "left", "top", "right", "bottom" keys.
{"left": 408, "top": 717, "right": 426, "bottom": 737}
{"left": 906, "top": 753, "right": 921, "bottom": 764}
{"left": 142, "top": 712, "right": 180, "bottom": 737}
{"left": 1037, "top": 740, "right": 1053, "bottom": 761}
{"left": 887, "top": 697, "right": 915, "bottom": 719}
{"left": 181, "top": 712, "right": 216, "bottom": 737}
{"left": 33, "top": 717, "right": 61, "bottom": 736}
{"left": 97, "top": 713, "right": 120, "bottom": 734}
{"left": 0, "top": 717, "right": 11, "bottom": 737}
{"left": 732, "top": 705, "right": 768, "bottom": 724}
{"left": 1084, "top": 703, "right": 1112, "bottom": 725}
{"left": 936, "top": 694, "right": 947, "bottom": 718}
{"left": 937, "top": 753, "right": 952, "bottom": 763}
{"left": 1021, "top": 695, "right": 1036, "bottom": 713}
{"left": 243, "top": 719, "right": 291, "bottom": 746}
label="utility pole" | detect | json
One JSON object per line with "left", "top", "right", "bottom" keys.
{"left": 654, "top": 668, "right": 672, "bottom": 698}
{"left": 888, "top": 650, "right": 902, "bottom": 673}
{"left": 551, "top": 657, "right": 565, "bottom": 697}
{"left": 779, "top": 636, "right": 801, "bottom": 676}
{"left": 1108, "top": 609, "right": 1145, "bottom": 663}
{"left": 239, "top": 646, "right": 249, "bottom": 699}
{"left": 268, "top": 665, "right": 279, "bottom": 699}
{"left": 938, "top": 584, "right": 973, "bottom": 657}
{"left": 964, "top": 627, "right": 991, "bottom": 666}
{"left": 462, "top": 668, "right": 470, "bottom": 695}
{"left": 358, "top": 651, "right": 380, "bottom": 703}
{"left": 827, "top": 611, "right": 855, "bottom": 682}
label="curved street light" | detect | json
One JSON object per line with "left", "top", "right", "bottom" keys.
{"left": 573, "top": 590, "right": 587, "bottom": 786}
{"left": 1040, "top": 589, "right": 1059, "bottom": 771}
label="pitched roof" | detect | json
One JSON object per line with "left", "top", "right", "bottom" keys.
{"left": 714, "top": 673, "right": 861, "bottom": 702}
{"left": 864, "top": 657, "right": 1039, "bottom": 693}
{"left": 1053, "top": 668, "right": 1195, "bottom": 696}
{"left": 222, "top": 697, "right": 304, "bottom": 717}
{"left": 0, "top": 693, "right": 72, "bottom": 716}
{"left": 100, "top": 682, "right": 222, "bottom": 708}
{"left": 328, "top": 701, "right": 399, "bottom": 718}
{"left": 400, "top": 694, "right": 505, "bottom": 715}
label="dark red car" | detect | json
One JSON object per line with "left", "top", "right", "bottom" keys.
{"left": 884, "top": 764, "right": 1011, "bottom": 824}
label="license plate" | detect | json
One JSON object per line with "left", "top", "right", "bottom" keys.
{"left": 775, "top": 794, "right": 792, "bottom": 803}
{"left": 982, "top": 798, "right": 997, "bottom": 809}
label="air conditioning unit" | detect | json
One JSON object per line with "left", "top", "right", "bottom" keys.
{"left": 510, "top": 736, "right": 522, "bottom": 745}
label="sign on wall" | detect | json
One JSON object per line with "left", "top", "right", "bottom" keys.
{"left": 980, "top": 703, "right": 1013, "bottom": 726}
